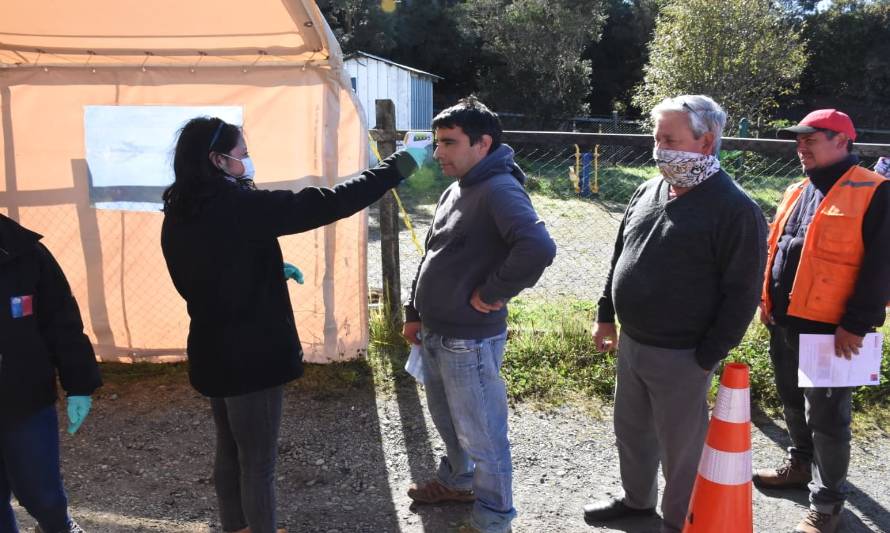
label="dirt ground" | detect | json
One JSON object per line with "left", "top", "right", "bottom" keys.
{"left": 12, "top": 366, "right": 890, "bottom": 533}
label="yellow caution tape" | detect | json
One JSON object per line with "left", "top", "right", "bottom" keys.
{"left": 369, "top": 133, "right": 424, "bottom": 256}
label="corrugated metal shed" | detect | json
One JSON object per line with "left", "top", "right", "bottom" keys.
{"left": 345, "top": 51, "right": 441, "bottom": 131}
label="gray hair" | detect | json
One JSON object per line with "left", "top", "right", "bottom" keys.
{"left": 651, "top": 95, "right": 727, "bottom": 154}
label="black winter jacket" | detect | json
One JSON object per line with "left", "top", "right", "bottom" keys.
{"left": 0, "top": 215, "right": 101, "bottom": 428}
{"left": 161, "top": 152, "right": 415, "bottom": 397}
{"left": 769, "top": 155, "right": 890, "bottom": 335}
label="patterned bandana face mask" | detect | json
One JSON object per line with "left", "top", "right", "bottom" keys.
{"left": 653, "top": 148, "right": 721, "bottom": 188}
{"left": 875, "top": 156, "right": 890, "bottom": 178}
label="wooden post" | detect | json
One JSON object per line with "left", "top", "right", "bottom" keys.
{"left": 374, "top": 100, "right": 402, "bottom": 334}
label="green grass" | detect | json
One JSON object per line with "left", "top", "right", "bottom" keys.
{"left": 502, "top": 298, "right": 614, "bottom": 404}
{"left": 365, "top": 298, "right": 613, "bottom": 404}
{"left": 95, "top": 298, "right": 888, "bottom": 434}
{"left": 518, "top": 156, "right": 657, "bottom": 206}
{"left": 595, "top": 165, "right": 657, "bottom": 204}
{"left": 97, "top": 358, "right": 376, "bottom": 395}
{"left": 397, "top": 156, "right": 797, "bottom": 218}
{"left": 365, "top": 297, "right": 419, "bottom": 395}
{"left": 395, "top": 158, "right": 651, "bottom": 207}
{"left": 520, "top": 158, "right": 798, "bottom": 215}
{"left": 396, "top": 163, "right": 450, "bottom": 206}
{"left": 728, "top": 321, "right": 890, "bottom": 433}
{"left": 98, "top": 361, "right": 188, "bottom": 385}
{"left": 721, "top": 150, "right": 801, "bottom": 215}
{"left": 366, "top": 297, "right": 889, "bottom": 432}
{"left": 733, "top": 173, "right": 796, "bottom": 216}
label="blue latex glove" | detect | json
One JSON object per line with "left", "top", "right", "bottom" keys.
{"left": 283, "top": 262, "right": 304, "bottom": 284}
{"left": 404, "top": 147, "right": 427, "bottom": 168}
{"left": 67, "top": 396, "right": 92, "bottom": 434}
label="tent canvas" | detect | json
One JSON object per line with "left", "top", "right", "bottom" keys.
{"left": 0, "top": 0, "right": 371, "bottom": 363}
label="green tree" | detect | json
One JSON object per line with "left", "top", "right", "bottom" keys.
{"left": 585, "top": 0, "right": 659, "bottom": 115}
{"left": 386, "top": 1, "right": 488, "bottom": 106}
{"left": 777, "top": 0, "right": 820, "bottom": 19}
{"left": 796, "top": 0, "right": 890, "bottom": 130}
{"left": 459, "top": 0, "right": 608, "bottom": 124}
{"left": 319, "top": 1, "right": 488, "bottom": 108}
{"left": 318, "top": 0, "right": 398, "bottom": 54}
{"left": 633, "top": 0, "right": 807, "bottom": 130}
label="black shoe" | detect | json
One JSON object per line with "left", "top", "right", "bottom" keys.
{"left": 583, "top": 498, "right": 656, "bottom": 524}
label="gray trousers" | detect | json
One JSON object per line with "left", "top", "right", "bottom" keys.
{"left": 614, "top": 333, "right": 713, "bottom": 533}
{"left": 770, "top": 325, "right": 851, "bottom": 514}
{"left": 210, "top": 385, "right": 283, "bottom": 533}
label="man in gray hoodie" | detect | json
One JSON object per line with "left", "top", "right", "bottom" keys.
{"left": 402, "top": 97, "right": 556, "bottom": 533}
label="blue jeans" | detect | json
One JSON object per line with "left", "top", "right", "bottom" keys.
{"left": 0, "top": 405, "right": 71, "bottom": 533}
{"left": 420, "top": 327, "right": 515, "bottom": 533}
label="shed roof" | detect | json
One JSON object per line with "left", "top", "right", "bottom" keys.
{"left": 345, "top": 51, "right": 442, "bottom": 80}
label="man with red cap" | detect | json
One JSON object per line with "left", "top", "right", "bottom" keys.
{"left": 755, "top": 109, "right": 890, "bottom": 533}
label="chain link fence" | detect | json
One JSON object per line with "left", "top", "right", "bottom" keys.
{"left": 368, "top": 131, "right": 890, "bottom": 306}
{"left": 497, "top": 113, "right": 644, "bottom": 135}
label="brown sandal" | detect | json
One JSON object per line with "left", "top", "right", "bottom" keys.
{"left": 407, "top": 479, "right": 475, "bottom": 504}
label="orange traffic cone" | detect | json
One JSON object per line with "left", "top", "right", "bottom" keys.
{"left": 683, "top": 362, "right": 752, "bottom": 533}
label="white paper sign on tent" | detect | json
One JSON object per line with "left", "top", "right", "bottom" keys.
{"left": 84, "top": 105, "right": 243, "bottom": 212}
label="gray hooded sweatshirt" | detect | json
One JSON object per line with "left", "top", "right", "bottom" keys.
{"left": 405, "top": 144, "right": 556, "bottom": 339}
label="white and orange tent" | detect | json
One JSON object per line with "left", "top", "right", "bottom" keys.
{"left": 0, "top": 1, "right": 372, "bottom": 363}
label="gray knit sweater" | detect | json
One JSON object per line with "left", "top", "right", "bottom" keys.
{"left": 597, "top": 170, "right": 767, "bottom": 370}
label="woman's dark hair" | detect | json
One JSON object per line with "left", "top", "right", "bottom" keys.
{"left": 162, "top": 117, "right": 241, "bottom": 217}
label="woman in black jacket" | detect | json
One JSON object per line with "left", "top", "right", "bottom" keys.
{"left": 160, "top": 117, "right": 417, "bottom": 533}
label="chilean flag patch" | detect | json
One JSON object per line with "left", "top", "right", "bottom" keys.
{"left": 10, "top": 295, "right": 33, "bottom": 318}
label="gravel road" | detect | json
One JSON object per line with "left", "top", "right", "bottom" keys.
{"left": 12, "top": 366, "right": 890, "bottom": 533}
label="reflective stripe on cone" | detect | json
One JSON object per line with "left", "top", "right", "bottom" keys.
{"left": 683, "top": 363, "right": 753, "bottom": 533}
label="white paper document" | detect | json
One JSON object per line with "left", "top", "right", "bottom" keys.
{"left": 405, "top": 344, "right": 425, "bottom": 385}
{"left": 798, "top": 333, "right": 883, "bottom": 387}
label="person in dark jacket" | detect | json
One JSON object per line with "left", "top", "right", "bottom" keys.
{"left": 0, "top": 214, "right": 101, "bottom": 533}
{"left": 754, "top": 109, "right": 890, "bottom": 533}
{"left": 402, "top": 97, "right": 556, "bottom": 533}
{"left": 160, "top": 117, "right": 418, "bottom": 533}
{"left": 584, "top": 95, "right": 767, "bottom": 533}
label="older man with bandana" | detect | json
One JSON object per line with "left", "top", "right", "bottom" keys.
{"left": 582, "top": 95, "right": 768, "bottom": 533}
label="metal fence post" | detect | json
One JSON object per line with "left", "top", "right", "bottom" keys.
{"left": 373, "top": 99, "right": 403, "bottom": 335}
{"left": 737, "top": 117, "right": 750, "bottom": 179}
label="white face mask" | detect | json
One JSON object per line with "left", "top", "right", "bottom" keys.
{"left": 220, "top": 154, "right": 256, "bottom": 180}
{"left": 652, "top": 148, "right": 720, "bottom": 188}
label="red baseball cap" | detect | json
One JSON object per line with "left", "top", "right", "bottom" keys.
{"left": 779, "top": 109, "right": 857, "bottom": 141}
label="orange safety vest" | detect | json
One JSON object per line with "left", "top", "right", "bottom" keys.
{"left": 761, "top": 166, "right": 887, "bottom": 324}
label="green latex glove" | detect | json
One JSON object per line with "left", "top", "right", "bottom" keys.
{"left": 391, "top": 149, "right": 424, "bottom": 179}
{"left": 283, "top": 262, "right": 304, "bottom": 284}
{"left": 67, "top": 396, "right": 92, "bottom": 434}
{"left": 404, "top": 147, "right": 427, "bottom": 168}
